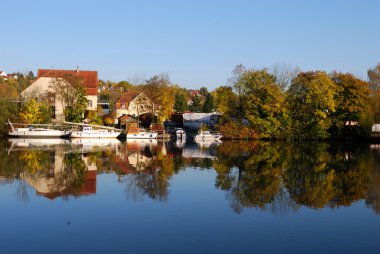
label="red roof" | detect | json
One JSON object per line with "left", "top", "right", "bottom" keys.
{"left": 116, "top": 91, "right": 140, "bottom": 108}
{"left": 37, "top": 69, "right": 98, "bottom": 96}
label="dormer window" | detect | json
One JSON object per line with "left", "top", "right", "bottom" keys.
{"left": 122, "top": 104, "right": 125, "bottom": 109}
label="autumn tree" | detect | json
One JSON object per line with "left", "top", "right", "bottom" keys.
{"left": 286, "top": 71, "right": 337, "bottom": 139}
{"left": 330, "top": 72, "right": 371, "bottom": 136}
{"left": 19, "top": 98, "right": 51, "bottom": 124}
{"left": 213, "top": 86, "right": 238, "bottom": 116}
{"left": 142, "top": 73, "right": 175, "bottom": 122}
{"left": 238, "top": 69, "right": 287, "bottom": 138}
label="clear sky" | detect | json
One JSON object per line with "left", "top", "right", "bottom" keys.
{"left": 1, "top": 0, "right": 379, "bottom": 89}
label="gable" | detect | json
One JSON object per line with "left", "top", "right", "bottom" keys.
{"left": 37, "top": 69, "right": 98, "bottom": 96}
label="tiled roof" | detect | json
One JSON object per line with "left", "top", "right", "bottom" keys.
{"left": 37, "top": 69, "right": 98, "bottom": 96}
{"left": 116, "top": 91, "right": 140, "bottom": 106}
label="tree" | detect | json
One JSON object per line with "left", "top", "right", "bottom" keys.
{"left": 368, "top": 63, "right": 380, "bottom": 93}
{"left": 0, "top": 99, "right": 19, "bottom": 132}
{"left": 202, "top": 92, "right": 214, "bottom": 113}
{"left": 142, "top": 73, "right": 175, "bottom": 122}
{"left": 27, "top": 71, "right": 35, "bottom": 79}
{"left": 190, "top": 94, "right": 202, "bottom": 112}
{"left": 174, "top": 92, "right": 188, "bottom": 112}
{"left": 50, "top": 75, "right": 88, "bottom": 122}
{"left": 238, "top": 69, "right": 287, "bottom": 138}
{"left": 19, "top": 98, "right": 51, "bottom": 124}
{"left": 213, "top": 86, "right": 238, "bottom": 116}
{"left": 286, "top": 71, "right": 337, "bottom": 139}
{"left": 330, "top": 72, "right": 370, "bottom": 134}
{"left": 269, "top": 63, "right": 300, "bottom": 91}
{"left": 199, "top": 87, "right": 209, "bottom": 97}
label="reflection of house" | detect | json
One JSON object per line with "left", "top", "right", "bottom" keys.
{"left": 114, "top": 140, "right": 158, "bottom": 173}
{"left": 21, "top": 68, "right": 98, "bottom": 120}
{"left": 21, "top": 151, "right": 97, "bottom": 200}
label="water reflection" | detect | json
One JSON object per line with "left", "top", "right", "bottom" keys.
{"left": 1, "top": 138, "right": 380, "bottom": 215}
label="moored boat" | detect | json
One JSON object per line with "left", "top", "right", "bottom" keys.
{"left": 7, "top": 120, "right": 70, "bottom": 138}
{"left": 194, "top": 130, "right": 222, "bottom": 141}
{"left": 70, "top": 126, "right": 121, "bottom": 138}
{"left": 175, "top": 128, "right": 186, "bottom": 140}
{"left": 126, "top": 128, "right": 158, "bottom": 139}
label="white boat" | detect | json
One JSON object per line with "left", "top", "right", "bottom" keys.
{"left": 175, "top": 128, "right": 186, "bottom": 140}
{"left": 126, "top": 128, "right": 158, "bottom": 139}
{"left": 194, "top": 130, "right": 222, "bottom": 141}
{"left": 7, "top": 120, "right": 70, "bottom": 138}
{"left": 70, "top": 126, "right": 121, "bottom": 138}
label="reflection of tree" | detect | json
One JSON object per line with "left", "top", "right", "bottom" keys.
{"left": 51, "top": 153, "right": 87, "bottom": 197}
{"left": 119, "top": 146, "right": 174, "bottom": 202}
{"left": 285, "top": 143, "right": 372, "bottom": 209}
{"left": 214, "top": 141, "right": 296, "bottom": 214}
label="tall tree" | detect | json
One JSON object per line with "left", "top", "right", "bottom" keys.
{"left": 286, "top": 71, "right": 337, "bottom": 139}
{"left": 174, "top": 92, "right": 188, "bottom": 112}
{"left": 368, "top": 63, "right": 380, "bottom": 93}
{"left": 190, "top": 95, "right": 202, "bottom": 112}
{"left": 330, "top": 72, "right": 371, "bottom": 132}
{"left": 238, "top": 69, "right": 287, "bottom": 138}
{"left": 269, "top": 63, "right": 301, "bottom": 91}
{"left": 50, "top": 75, "right": 88, "bottom": 122}
{"left": 202, "top": 93, "right": 214, "bottom": 113}
{"left": 213, "top": 86, "right": 238, "bottom": 116}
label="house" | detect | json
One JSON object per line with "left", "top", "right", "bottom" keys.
{"left": 0, "top": 71, "right": 7, "bottom": 78}
{"left": 114, "top": 91, "right": 157, "bottom": 125}
{"left": 21, "top": 68, "right": 98, "bottom": 120}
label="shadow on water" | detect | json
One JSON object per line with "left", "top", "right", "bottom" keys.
{"left": 0, "top": 138, "right": 379, "bottom": 215}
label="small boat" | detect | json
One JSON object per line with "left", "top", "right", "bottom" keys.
{"left": 175, "top": 128, "right": 186, "bottom": 140}
{"left": 194, "top": 130, "right": 222, "bottom": 141}
{"left": 7, "top": 120, "right": 70, "bottom": 138}
{"left": 126, "top": 128, "right": 158, "bottom": 139}
{"left": 70, "top": 126, "right": 121, "bottom": 138}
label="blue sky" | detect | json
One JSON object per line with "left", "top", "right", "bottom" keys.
{"left": 1, "top": 0, "right": 379, "bottom": 89}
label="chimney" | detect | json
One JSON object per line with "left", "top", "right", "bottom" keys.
{"left": 76, "top": 66, "right": 79, "bottom": 73}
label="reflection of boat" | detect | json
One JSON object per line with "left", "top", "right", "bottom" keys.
{"left": 70, "top": 126, "right": 121, "bottom": 138}
{"left": 7, "top": 120, "right": 70, "bottom": 138}
{"left": 126, "top": 128, "right": 158, "bottom": 139}
{"left": 126, "top": 138, "right": 158, "bottom": 148}
{"left": 194, "top": 131, "right": 222, "bottom": 141}
{"left": 70, "top": 138, "right": 121, "bottom": 147}
{"left": 175, "top": 128, "right": 186, "bottom": 140}
{"left": 8, "top": 138, "right": 70, "bottom": 147}
{"left": 195, "top": 139, "right": 223, "bottom": 148}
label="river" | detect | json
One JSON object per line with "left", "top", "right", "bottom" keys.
{"left": 0, "top": 138, "right": 379, "bottom": 253}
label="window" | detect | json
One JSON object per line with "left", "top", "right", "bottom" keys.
{"left": 88, "top": 100, "right": 93, "bottom": 108}
{"left": 122, "top": 104, "right": 125, "bottom": 109}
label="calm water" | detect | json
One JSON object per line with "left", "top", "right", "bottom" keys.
{"left": 0, "top": 138, "right": 379, "bottom": 254}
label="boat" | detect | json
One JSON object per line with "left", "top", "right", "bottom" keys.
{"left": 70, "top": 126, "right": 121, "bottom": 138}
{"left": 175, "top": 128, "right": 186, "bottom": 140}
{"left": 7, "top": 120, "right": 70, "bottom": 138}
{"left": 126, "top": 128, "right": 158, "bottom": 139}
{"left": 194, "top": 130, "right": 222, "bottom": 141}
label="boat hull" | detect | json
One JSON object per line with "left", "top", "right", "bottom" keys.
{"left": 126, "top": 133, "right": 158, "bottom": 139}
{"left": 8, "top": 130, "right": 70, "bottom": 138}
{"left": 70, "top": 131, "right": 120, "bottom": 138}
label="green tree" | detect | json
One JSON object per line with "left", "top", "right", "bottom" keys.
{"left": 286, "top": 71, "right": 337, "bottom": 139}
{"left": 0, "top": 99, "right": 19, "bottom": 132}
{"left": 50, "top": 75, "right": 88, "bottom": 122}
{"left": 190, "top": 94, "right": 202, "bottom": 112}
{"left": 199, "top": 87, "right": 209, "bottom": 97}
{"left": 238, "top": 69, "right": 287, "bottom": 138}
{"left": 213, "top": 86, "right": 238, "bottom": 116}
{"left": 202, "top": 93, "right": 214, "bottom": 113}
{"left": 174, "top": 92, "right": 188, "bottom": 112}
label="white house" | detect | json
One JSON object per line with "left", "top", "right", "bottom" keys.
{"left": 21, "top": 69, "right": 98, "bottom": 120}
